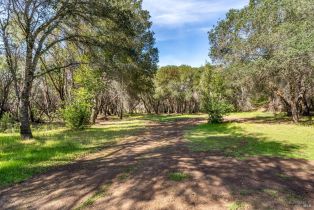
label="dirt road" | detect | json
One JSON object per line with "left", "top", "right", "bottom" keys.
{"left": 0, "top": 119, "right": 313, "bottom": 210}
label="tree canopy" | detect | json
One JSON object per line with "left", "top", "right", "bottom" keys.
{"left": 0, "top": 0, "right": 313, "bottom": 139}
{"left": 209, "top": 0, "right": 314, "bottom": 122}
{"left": 0, "top": 0, "right": 158, "bottom": 138}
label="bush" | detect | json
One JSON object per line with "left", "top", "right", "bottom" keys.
{"left": 203, "top": 96, "right": 233, "bottom": 123}
{"left": 62, "top": 101, "right": 91, "bottom": 130}
{"left": 200, "top": 66, "right": 233, "bottom": 123}
{"left": 0, "top": 112, "right": 13, "bottom": 132}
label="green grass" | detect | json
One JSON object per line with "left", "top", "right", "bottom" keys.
{"left": 227, "top": 111, "right": 312, "bottom": 123}
{"left": 129, "top": 113, "right": 207, "bottom": 123}
{"left": 227, "top": 111, "right": 277, "bottom": 119}
{"left": 1, "top": 111, "right": 313, "bottom": 188}
{"left": 228, "top": 201, "right": 246, "bottom": 210}
{"left": 168, "top": 172, "right": 190, "bottom": 181}
{"left": 186, "top": 112, "right": 314, "bottom": 160}
{"left": 0, "top": 119, "right": 147, "bottom": 187}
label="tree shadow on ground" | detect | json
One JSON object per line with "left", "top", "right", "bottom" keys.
{"left": 0, "top": 124, "right": 146, "bottom": 187}
{"left": 226, "top": 115, "right": 314, "bottom": 125}
{"left": 0, "top": 119, "right": 313, "bottom": 210}
{"left": 95, "top": 122, "right": 313, "bottom": 210}
{"left": 186, "top": 123, "right": 303, "bottom": 159}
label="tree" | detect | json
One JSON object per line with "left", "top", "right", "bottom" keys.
{"left": 154, "top": 65, "right": 201, "bottom": 114}
{"left": 209, "top": 0, "right": 314, "bottom": 122}
{"left": 200, "top": 65, "right": 233, "bottom": 123}
{"left": 0, "top": 57, "right": 13, "bottom": 117}
{"left": 0, "top": 0, "right": 154, "bottom": 138}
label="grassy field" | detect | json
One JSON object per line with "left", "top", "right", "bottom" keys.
{"left": 0, "top": 113, "right": 206, "bottom": 187}
{"left": 186, "top": 112, "right": 314, "bottom": 160}
{"left": 130, "top": 113, "right": 207, "bottom": 122}
{"left": 0, "top": 119, "right": 147, "bottom": 187}
{"left": 1, "top": 111, "right": 313, "bottom": 188}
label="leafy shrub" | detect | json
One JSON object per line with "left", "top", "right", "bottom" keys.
{"left": 203, "top": 96, "right": 233, "bottom": 123}
{"left": 0, "top": 112, "right": 13, "bottom": 132}
{"left": 62, "top": 101, "right": 91, "bottom": 130}
{"left": 200, "top": 65, "right": 233, "bottom": 123}
{"left": 62, "top": 88, "right": 92, "bottom": 130}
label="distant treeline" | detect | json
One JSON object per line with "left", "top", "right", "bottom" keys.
{"left": 0, "top": 0, "right": 313, "bottom": 138}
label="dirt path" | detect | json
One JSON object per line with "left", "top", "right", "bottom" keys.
{"left": 0, "top": 119, "right": 313, "bottom": 210}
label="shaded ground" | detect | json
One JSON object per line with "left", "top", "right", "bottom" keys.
{"left": 0, "top": 119, "right": 146, "bottom": 187}
{"left": 186, "top": 122, "right": 314, "bottom": 160}
{"left": 0, "top": 119, "right": 313, "bottom": 210}
{"left": 225, "top": 113, "right": 313, "bottom": 125}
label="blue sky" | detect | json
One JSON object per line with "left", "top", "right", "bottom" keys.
{"left": 142, "top": 0, "right": 249, "bottom": 67}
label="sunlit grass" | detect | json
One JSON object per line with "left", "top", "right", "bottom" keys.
{"left": 0, "top": 119, "right": 147, "bottom": 187}
{"left": 130, "top": 113, "right": 207, "bottom": 122}
{"left": 168, "top": 172, "right": 190, "bottom": 182}
{"left": 227, "top": 111, "right": 312, "bottom": 123}
{"left": 228, "top": 201, "right": 247, "bottom": 210}
{"left": 2, "top": 111, "right": 313, "bottom": 188}
{"left": 186, "top": 112, "right": 314, "bottom": 160}
{"left": 227, "top": 111, "right": 276, "bottom": 119}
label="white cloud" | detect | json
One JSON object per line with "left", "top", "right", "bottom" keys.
{"left": 143, "top": 0, "right": 248, "bottom": 27}
{"left": 142, "top": 0, "right": 249, "bottom": 67}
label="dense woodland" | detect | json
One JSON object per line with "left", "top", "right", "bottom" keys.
{"left": 0, "top": 0, "right": 313, "bottom": 139}
{"left": 209, "top": 0, "right": 314, "bottom": 122}
{"left": 0, "top": 0, "right": 158, "bottom": 139}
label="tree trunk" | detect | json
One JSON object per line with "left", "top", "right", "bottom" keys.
{"left": 301, "top": 98, "right": 311, "bottom": 116}
{"left": 310, "top": 99, "right": 314, "bottom": 112}
{"left": 20, "top": 46, "right": 35, "bottom": 139}
{"left": 141, "top": 97, "right": 151, "bottom": 114}
{"left": 290, "top": 101, "right": 300, "bottom": 123}
{"left": 90, "top": 97, "right": 99, "bottom": 124}
{"left": 20, "top": 82, "right": 33, "bottom": 139}
{"left": 119, "top": 100, "right": 123, "bottom": 120}
{"left": 90, "top": 108, "right": 99, "bottom": 124}
{"left": 119, "top": 107, "right": 123, "bottom": 120}
{"left": 154, "top": 101, "right": 160, "bottom": 114}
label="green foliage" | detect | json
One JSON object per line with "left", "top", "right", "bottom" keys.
{"left": 0, "top": 113, "right": 14, "bottom": 132}
{"left": 209, "top": 0, "right": 314, "bottom": 122}
{"left": 155, "top": 66, "right": 201, "bottom": 98}
{"left": 200, "top": 65, "right": 233, "bottom": 123}
{"left": 154, "top": 65, "right": 202, "bottom": 113}
{"left": 202, "top": 98, "right": 233, "bottom": 123}
{"left": 74, "top": 63, "right": 104, "bottom": 95}
{"left": 0, "top": 0, "right": 159, "bottom": 138}
{"left": 62, "top": 89, "right": 92, "bottom": 130}
{"left": 62, "top": 102, "right": 91, "bottom": 130}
